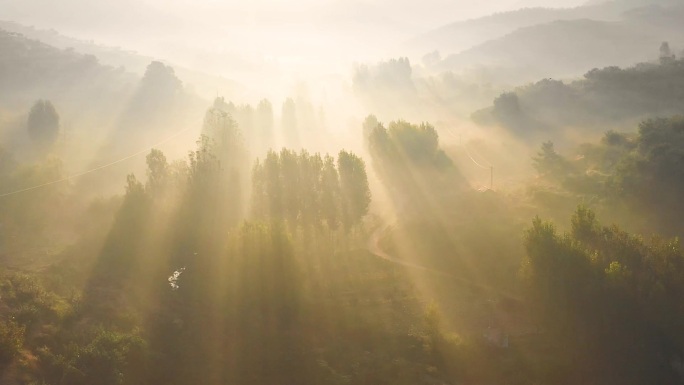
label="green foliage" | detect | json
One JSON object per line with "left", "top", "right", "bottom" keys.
{"left": 369, "top": 119, "right": 454, "bottom": 174}
{"left": 68, "top": 330, "right": 147, "bottom": 385}
{"left": 132, "top": 61, "right": 182, "bottom": 110}
{"left": 531, "top": 116, "right": 684, "bottom": 235}
{"left": 422, "top": 301, "right": 444, "bottom": 350}
{"left": 0, "top": 273, "right": 68, "bottom": 328}
{"left": 228, "top": 222, "right": 302, "bottom": 329}
{"left": 182, "top": 129, "right": 245, "bottom": 241}
{"left": 0, "top": 156, "right": 66, "bottom": 252}
{"left": 482, "top": 90, "right": 547, "bottom": 139}
{"left": 148, "top": 221, "right": 305, "bottom": 385}
{"left": 522, "top": 206, "right": 684, "bottom": 384}
{"left": 361, "top": 114, "right": 380, "bottom": 143}
{"left": 532, "top": 141, "right": 571, "bottom": 178}
{"left": 117, "top": 61, "right": 192, "bottom": 144}
{"left": 145, "top": 148, "right": 168, "bottom": 194}
{"left": 321, "top": 155, "right": 341, "bottom": 231}
{"left": 27, "top": 99, "right": 60, "bottom": 150}
{"left": 0, "top": 320, "right": 25, "bottom": 369}
{"left": 368, "top": 118, "right": 465, "bottom": 215}
{"left": 201, "top": 106, "right": 244, "bottom": 166}
{"left": 91, "top": 173, "right": 150, "bottom": 281}
{"left": 480, "top": 59, "right": 684, "bottom": 138}
{"left": 492, "top": 92, "right": 520, "bottom": 117}
{"left": 251, "top": 148, "right": 370, "bottom": 233}
{"left": 338, "top": 151, "right": 371, "bottom": 230}
{"left": 0, "top": 272, "right": 150, "bottom": 384}
{"left": 35, "top": 330, "right": 147, "bottom": 385}
{"left": 378, "top": 121, "right": 442, "bottom": 165}
{"left": 187, "top": 135, "right": 223, "bottom": 192}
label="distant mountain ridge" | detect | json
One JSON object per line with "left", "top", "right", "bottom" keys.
{"left": 440, "top": 3, "right": 684, "bottom": 75}
{"left": 408, "top": 0, "right": 683, "bottom": 62}
{"left": 585, "top": 0, "right": 682, "bottom": 6}
{"left": 0, "top": 27, "right": 136, "bottom": 108}
{"left": 407, "top": 5, "right": 618, "bottom": 58}
{"left": 0, "top": 27, "right": 207, "bottom": 188}
{"left": 0, "top": 20, "right": 244, "bottom": 100}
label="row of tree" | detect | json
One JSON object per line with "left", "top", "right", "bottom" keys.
{"left": 251, "top": 148, "right": 370, "bottom": 232}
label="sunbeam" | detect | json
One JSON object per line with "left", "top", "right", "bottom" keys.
{"left": 3, "top": 0, "right": 684, "bottom": 384}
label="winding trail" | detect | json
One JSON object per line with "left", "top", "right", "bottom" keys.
{"left": 367, "top": 224, "right": 451, "bottom": 277}
{"left": 366, "top": 222, "right": 523, "bottom": 302}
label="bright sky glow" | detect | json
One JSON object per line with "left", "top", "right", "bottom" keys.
{"left": 0, "top": 0, "right": 588, "bottom": 90}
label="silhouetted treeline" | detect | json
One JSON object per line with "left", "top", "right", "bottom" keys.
{"left": 475, "top": 58, "right": 684, "bottom": 141}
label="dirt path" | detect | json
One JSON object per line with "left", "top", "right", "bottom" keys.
{"left": 367, "top": 224, "right": 452, "bottom": 277}
{"left": 366, "top": 223, "right": 523, "bottom": 302}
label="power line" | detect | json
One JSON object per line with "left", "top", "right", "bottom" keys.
{"left": 440, "top": 126, "right": 494, "bottom": 189}
{"left": 468, "top": 143, "right": 492, "bottom": 168}
{"left": 0, "top": 125, "right": 196, "bottom": 198}
{"left": 442, "top": 126, "right": 491, "bottom": 167}
{"left": 462, "top": 144, "right": 490, "bottom": 170}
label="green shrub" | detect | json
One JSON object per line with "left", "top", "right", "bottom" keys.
{"left": 0, "top": 320, "right": 25, "bottom": 369}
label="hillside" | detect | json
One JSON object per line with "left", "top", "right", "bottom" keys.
{"left": 585, "top": 0, "right": 682, "bottom": 6}
{"left": 0, "top": 21, "right": 244, "bottom": 100}
{"left": 406, "top": 5, "right": 620, "bottom": 59}
{"left": 0, "top": 28, "right": 136, "bottom": 106}
{"left": 405, "top": 0, "right": 683, "bottom": 59}
{"left": 0, "top": 28, "right": 206, "bottom": 191}
{"left": 472, "top": 58, "right": 684, "bottom": 141}
{"left": 437, "top": 4, "right": 684, "bottom": 81}
{"left": 409, "top": 0, "right": 683, "bottom": 77}
{"left": 0, "top": 27, "right": 137, "bottom": 158}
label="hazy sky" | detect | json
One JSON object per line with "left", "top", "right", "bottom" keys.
{"left": 1, "top": 0, "right": 589, "bottom": 30}
{"left": 0, "top": 0, "right": 589, "bottom": 80}
{"left": 0, "top": 0, "right": 589, "bottom": 43}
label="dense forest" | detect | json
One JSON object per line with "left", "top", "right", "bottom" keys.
{"left": 3, "top": 0, "right": 684, "bottom": 384}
